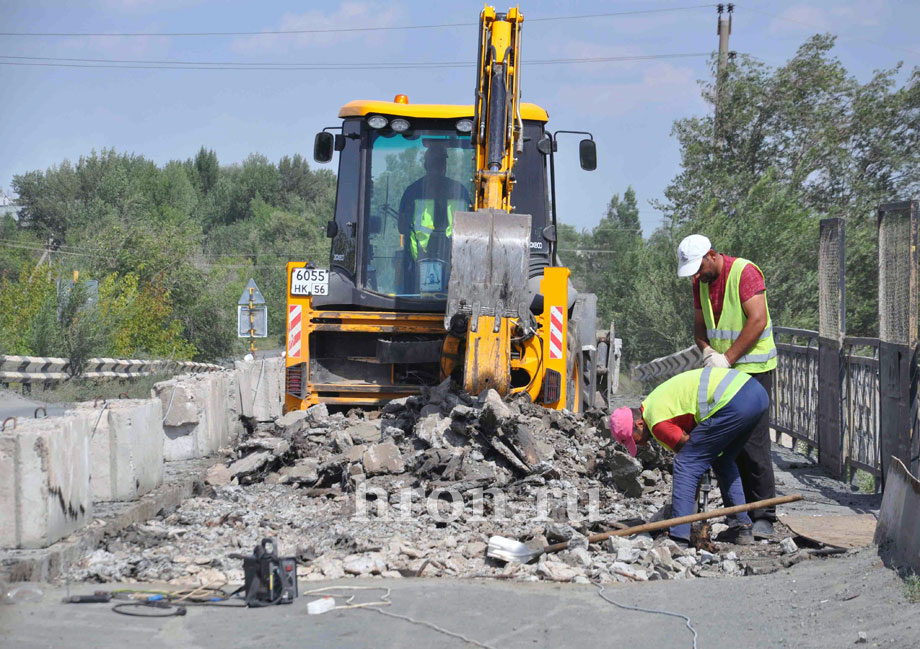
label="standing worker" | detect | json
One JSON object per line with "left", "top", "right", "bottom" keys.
{"left": 609, "top": 368, "right": 768, "bottom": 547}
{"left": 676, "top": 234, "right": 778, "bottom": 538}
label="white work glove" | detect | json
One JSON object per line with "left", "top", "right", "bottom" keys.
{"left": 701, "top": 347, "right": 731, "bottom": 368}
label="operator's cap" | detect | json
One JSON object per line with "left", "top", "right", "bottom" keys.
{"left": 609, "top": 407, "right": 637, "bottom": 457}
{"left": 676, "top": 234, "right": 712, "bottom": 278}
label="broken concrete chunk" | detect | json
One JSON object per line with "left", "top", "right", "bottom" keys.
{"left": 205, "top": 463, "right": 232, "bottom": 486}
{"left": 780, "top": 537, "right": 798, "bottom": 554}
{"left": 279, "top": 458, "right": 319, "bottom": 483}
{"left": 346, "top": 420, "right": 382, "bottom": 444}
{"left": 616, "top": 546, "right": 643, "bottom": 564}
{"left": 227, "top": 451, "right": 273, "bottom": 479}
{"left": 611, "top": 561, "right": 648, "bottom": 581}
{"left": 381, "top": 396, "right": 411, "bottom": 416}
{"left": 537, "top": 559, "right": 582, "bottom": 582}
{"left": 415, "top": 413, "right": 466, "bottom": 448}
{"left": 275, "top": 410, "right": 307, "bottom": 436}
{"left": 305, "top": 403, "right": 329, "bottom": 427}
{"left": 648, "top": 546, "right": 674, "bottom": 570}
{"left": 343, "top": 553, "right": 387, "bottom": 575}
{"left": 601, "top": 448, "right": 644, "bottom": 497}
{"left": 479, "top": 389, "right": 512, "bottom": 433}
{"left": 362, "top": 441, "right": 405, "bottom": 476}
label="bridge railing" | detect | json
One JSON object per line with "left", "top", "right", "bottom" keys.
{"left": 0, "top": 355, "right": 223, "bottom": 387}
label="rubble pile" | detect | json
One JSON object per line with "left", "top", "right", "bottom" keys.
{"left": 70, "top": 381, "right": 797, "bottom": 586}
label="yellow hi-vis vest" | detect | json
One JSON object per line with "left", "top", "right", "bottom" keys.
{"left": 700, "top": 258, "right": 777, "bottom": 374}
{"left": 409, "top": 198, "right": 461, "bottom": 260}
{"left": 642, "top": 368, "right": 751, "bottom": 446}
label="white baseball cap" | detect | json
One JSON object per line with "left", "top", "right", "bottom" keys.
{"left": 676, "top": 234, "right": 712, "bottom": 277}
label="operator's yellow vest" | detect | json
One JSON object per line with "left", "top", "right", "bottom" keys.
{"left": 700, "top": 258, "right": 777, "bottom": 374}
{"left": 409, "top": 198, "right": 461, "bottom": 260}
{"left": 642, "top": 368, "right": 750, "bottom": 444}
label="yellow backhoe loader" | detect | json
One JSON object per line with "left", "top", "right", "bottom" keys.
{"left": 284, "top": 5, "right": 617, "bottom": 413}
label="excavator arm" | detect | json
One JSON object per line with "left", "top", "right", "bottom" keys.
{"left": 446, "top": 5, "right": 571, "bottom": 402}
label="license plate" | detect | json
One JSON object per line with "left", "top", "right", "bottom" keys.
{"left": 290, "top": 267, "right": 329, "bottom": 296}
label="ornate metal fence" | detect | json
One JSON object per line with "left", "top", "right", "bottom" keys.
{"left": 772, "top": 327, "right": 819, "bottom": 449}
{"left": 842, "top": 337, "right": 881, "bottom": 477}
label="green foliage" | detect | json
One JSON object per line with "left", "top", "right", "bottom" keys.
{"left": 4, "top": 146, "right": 335, "bottom": 361}
{"left": 0, "top": 264, "right": 57, "bottom": 355}
{"left": 566, "top": 35, "right": 918, "bottom": 363}
{"left": 903, "top": 573, "right": 920, "bottom": 604}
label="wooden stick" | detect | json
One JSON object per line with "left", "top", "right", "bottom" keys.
{"left": 588, "top": 493, "right": 802, "bottom": 543}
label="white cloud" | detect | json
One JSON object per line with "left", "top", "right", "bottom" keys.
{"left": 232, "top": 1, "right": 408, "bottom": 53}
{"left": 555, "top": 60, "right": 703, "bottom": 119}
{"left": 769, "top": 1, "right": 888, "bottom": 34}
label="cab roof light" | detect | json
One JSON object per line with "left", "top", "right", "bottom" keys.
{"left": 391, "top": 118, "right": 410, "bottom": 133}
{"left": 456, "top": 118, "right": 473, "bottom": 133}
{"left": 394, "top": 94, "right": 409, "bottom": 104}
{"left": 367, "top": 115, "right": 388, "bottom": 129}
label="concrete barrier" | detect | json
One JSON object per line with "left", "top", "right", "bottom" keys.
{"left": 0, "top": 414, "right": 93, "bottom": 549}
{"left": 154, "top": 372, "right": 242, "bottom": 461}
{"left": 70, "top": 399, "right": 165, "bottom": 502}
{"left": 874, "top": 456, "right": 920, "bottom": 574}
{"left": 235, "top": 357, "right": 283, "bottom": 422}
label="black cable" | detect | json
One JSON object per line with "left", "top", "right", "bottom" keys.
{"left": 0, "top": 5, "right": 716, "bottom": 38}
{"left": 112, "top": 601, "right": 187, "bottom": 617}
{"left": 0, "top": 52, "right": 711, "bottom": 71}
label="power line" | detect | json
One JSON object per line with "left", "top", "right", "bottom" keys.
{"left": 0, "top": 52, "right": 712, "bottom": 71}
{"left": 0, "top": 5, "right": 716, "bottom": 38}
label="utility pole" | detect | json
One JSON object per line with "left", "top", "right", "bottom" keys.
{"left": 714, "top": 3, "right": 733, "bottom": 150}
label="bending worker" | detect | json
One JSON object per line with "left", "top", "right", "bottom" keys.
{"left": 676, "top": 234, "right": 778, "bottom": 539}
{"left": 610, "top": 367, "right": 768, "bottom": 547}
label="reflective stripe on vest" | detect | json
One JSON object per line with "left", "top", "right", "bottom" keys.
{"left": 642, "top": 368, "right": 751, "bottom": 440}
{"left": 409, "top": 198, "right": 459, "bottom": 260}
{"left": 697, "top": 367, "right": 744, "bottom": 419}
{"left": 700, "top": 258, "right": 777, "bottom": 374}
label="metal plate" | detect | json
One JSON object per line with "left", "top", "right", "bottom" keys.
{"left": 779, "top": 513, "right": 877, "bottom": 548}
{"left": 291, "top": 267, "right": 329, "bottom": 296}
{"left": 445, "top": 209, "right": 531, "bottom": 328}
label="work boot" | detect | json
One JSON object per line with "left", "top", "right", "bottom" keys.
{"left": 735, "top": 524, "right": 755, "bottom": 546}
{"left": 752, "top": 519, "right": 774, "bottom": 539}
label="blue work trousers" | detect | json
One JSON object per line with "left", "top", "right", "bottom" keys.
{"left": 670, "top": 379, "right": 770, "bottom": 541}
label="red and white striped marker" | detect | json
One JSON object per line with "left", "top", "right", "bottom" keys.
{"left": 549, "top": 305, "right": 564, "bottom": 360}
{"left": 288, "top": 305, "right": 302, "bottom": 358}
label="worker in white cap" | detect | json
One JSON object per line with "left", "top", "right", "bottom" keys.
{"left": 675, "top": 234, "right": 778, "bottom": 539}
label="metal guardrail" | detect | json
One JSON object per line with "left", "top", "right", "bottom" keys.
{"left": 633, "top": 345, "right": 701, "bottom": 382}
{"left": 0, "top": 355, "right": 223, "bottom": 384}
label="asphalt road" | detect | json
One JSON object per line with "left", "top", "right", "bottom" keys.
{"left": 1, "top": 548, "right": 917, "bottom": 649}
{"left": 0, "top": 389, "right": 66, "bottom": 424}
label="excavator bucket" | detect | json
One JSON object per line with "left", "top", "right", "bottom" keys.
{"left": 446, "top": 209, "right": 531, "bottom": 395}
{"left": 445, "top": 209, "right": 531, "bottom": 329}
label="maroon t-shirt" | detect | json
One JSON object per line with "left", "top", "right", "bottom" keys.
{"left": 692, "top": 254, "right": 766, "bottom": 321}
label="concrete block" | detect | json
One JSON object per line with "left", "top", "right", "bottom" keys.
{"left": 0, "top": 414, "right": 93, "bottom": 549}
{"left": 875, "top": 456, "right": 920, "bottom": 574}
{"left": 71, "top": 399, "right": 164, "bottom": 502}
{"left": 154, "top": 372, "right": 239, "bottom": 461}
{"left": 234, "top": 357, "right": 283, "bottom": 422}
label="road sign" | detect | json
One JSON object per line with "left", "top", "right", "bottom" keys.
{"left": 238, "top": 305, "right": 268, "bottom": 338}
{"left": 238, "top": 278, "right": 266, "bottom": 305}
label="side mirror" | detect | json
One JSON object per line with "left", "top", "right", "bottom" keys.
{"left": 325, "top": 220, "right": 338, "bottom": 238}
{"left": 579, "top": 139, "right": 597, "bottom": 171}
{"left": 536, "top": 135, "right": 554, "bottom": 155}
{"left": 314, "top": 132, "right": 334, "bottom": 164}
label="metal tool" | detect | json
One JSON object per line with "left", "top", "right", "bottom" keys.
{"left": 487, "top": 493, "right": 803, "bottom": 563}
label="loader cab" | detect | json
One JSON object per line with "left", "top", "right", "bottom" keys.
{"left": 314, "top": 99, "right": 552, "bottom": 312}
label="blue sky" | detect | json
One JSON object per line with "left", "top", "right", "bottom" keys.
{"left": 1, "top": 0, "right": 917, "bottom": 236}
